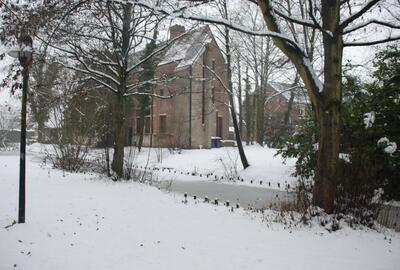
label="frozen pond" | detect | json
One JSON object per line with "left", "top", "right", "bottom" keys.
{"left": 158, "top": 180, "right": 295, "bottom": 209}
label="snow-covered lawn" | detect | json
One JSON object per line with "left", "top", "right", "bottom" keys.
{"left": 1, "top": 150, "right": 399, "bottom": 270}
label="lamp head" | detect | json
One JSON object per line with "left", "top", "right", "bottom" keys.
{"left": 7, "top": 34, "right": 33, "bottom": 67}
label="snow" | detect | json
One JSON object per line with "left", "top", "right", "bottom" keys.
{"left": 302, "top": 57, "right": 323, "bottom": 93}
{"left": 157, "top": 26, "right": 211, "bottom": 69}
{"left": 378, "top": 137, "right": 390, "bottom": 145}
{"left": 384, "top": 200, "right": 400, "bottom": 208}
{"left": 339, "top": 153, "right": 351, "bottom": 163}
{"left": 1, "top": 149, "right": 400, "bottom": 270}
{"left": 377, "top": 137, "right": 397, "bottom": 154}
{"left": 124, "top": 145, "right": 298, "bottom": 190}
{"left": 384, "top": 142, "right": 397, "bottom": 155}
{"left": 364, "top": 111, "right": 375, "bottom": 128}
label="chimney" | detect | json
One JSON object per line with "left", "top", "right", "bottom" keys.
{"left": 169, "top": 25, "right": 185, "bottom": 40}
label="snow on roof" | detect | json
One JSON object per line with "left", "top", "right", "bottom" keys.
{"left": 132, "top": 26, "right": 213, "bottom": 72}
{"left": 268, "top": 82, "right": 309, "bottom": 104}
{"left": 158, "top": 26, "right": 212, "bottom": 69}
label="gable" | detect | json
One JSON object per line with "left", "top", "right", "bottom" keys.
{"left": 131, "top": 25, "right": 218, "bottom": 74}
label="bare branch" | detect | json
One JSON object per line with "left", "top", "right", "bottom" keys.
{"left": 340, "top": 0, "right": 380, "bottom": 30}
{"left": 117, "top": 0, "right": 303, "bottom": 50}
{"left": 343, "top": 19, "right": 400, "bottom": 34}
{"left": 344, "top": 35, "right": 400, "bottom": 46}
{"left": 273, "top": 8, "right": 318, "bottom": 29}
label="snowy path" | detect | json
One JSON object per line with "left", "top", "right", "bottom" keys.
{"left": 1, "top": 152, "right": 399, "bottom": 270}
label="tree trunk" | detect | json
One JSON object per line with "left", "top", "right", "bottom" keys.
{"left": 138, "top": 113, "right": 145, "bottom": 152}
{"left": 229, "top": 88, "right": 250, "bottom": 169}
{"left": 244, "top": 68, "right": 252, "bottom": 145}
{"left": 111, "top": 95, "right": 125, "bottom": 178}
{"left": 105, "top": 143, "right": 111, "bottom": 177}
{"left": 312, "top": 1, "right": 343, "bottom": 213}
{"left": 283, "top": 90, "right": 295, "bottom": 137}
{"left": 237, "top": 55, "right": 243, "bottom": 137}
{"left": 223, "top": 0, "right": 249, "bottom": 169}
{"left": 256, "top": 88, "right": 265, "bottom": 146}
{"left": 313, "top": 103, "right": 341, "bottom": 213}
{"left": 257, "top": 0, "right": 343, "bottom": 213}
{"left": 111, "top": 3, "right": 131, "bottom": 178}
{"left": 37, "top": 121, "right": 45, "bottom": 142}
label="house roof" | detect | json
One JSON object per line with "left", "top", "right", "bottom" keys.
{"left": 131, "top": 25, "right": 214, "bottom": 73}
{"left": 158, "top": 25, "right": 213, "bottom": 69}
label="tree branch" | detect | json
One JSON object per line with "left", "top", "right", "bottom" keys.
{"left": 344, "top": 35, "right": 400, "bottom": 46}
{"left": 273, "top": 8, "right": 318, "bottom": 29}
{"left": 118, "top": 0, "right": 302, "bottom": 49}
{"left": 339, "top": 0, "right": 380, "bottom": 30}
{"left": 257, "top": 0, "right": 322, "bottom": 106}
{"left": 343, "top": 19, "right": 400, "bottom": 34}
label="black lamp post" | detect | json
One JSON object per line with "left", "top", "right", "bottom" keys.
{"left": 8, "top": 35, "right": 33, "bottom": 224}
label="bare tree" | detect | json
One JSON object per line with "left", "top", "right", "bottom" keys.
{"left": 214, "top": 0, "right": 250, "bottom": 169}
{"left": 230, "top": 2, "right": 289, "bottom": 146}
{"left": 255, "top": 0, "right": 400, "bottom": 212}
{"left": 46, "top": 2, "right": 165, "bottom": 178}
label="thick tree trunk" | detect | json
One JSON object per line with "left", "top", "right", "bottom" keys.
{"left": 257, "top": 0, "right": 344, "bottom": 213}
{"left": 312, "top": 1, "right": 343, "bottom": 213}
{"left": 110, "top": 3, "right": 131, "bottom": 178}
{"left": 313, "top": 104, "right": 341, "bottom": 213}
{"left": 111, "top": 95, "right": 126, "bottom": 178}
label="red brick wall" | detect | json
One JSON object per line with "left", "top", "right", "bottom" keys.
{"left": 127, "top": 27, "right": 229, "bottom": 148}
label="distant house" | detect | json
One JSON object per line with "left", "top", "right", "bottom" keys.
{"left": 266, "top": 82, "right": 308, "bottom": 124}
{"left": 127, "top": 25, "right": 230, "bottom": 149}
{"left": 242, "top": 82, "right": 308, "bottom": 145}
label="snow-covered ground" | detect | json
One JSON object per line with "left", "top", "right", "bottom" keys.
{"left": 97, "top": 145, "right": 298, "bottom": 190}
{"left": 1, "top": 149, "right": 399, "bottom": 270}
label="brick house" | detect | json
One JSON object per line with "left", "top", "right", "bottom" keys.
{"left": 265, "top": 82, "right": 308, "bottom": 125}
{"left": 127, "top": 25, "right": 230, "bottom": 149}
{"left": 243, "top": 82, "right": 308, "bottom": 145}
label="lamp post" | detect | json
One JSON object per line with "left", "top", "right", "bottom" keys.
{"left": 8, "top": 35, "right": 33, "bottom": 224}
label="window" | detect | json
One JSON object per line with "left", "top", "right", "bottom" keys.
{"left": 217, "top": 116, "right": 223, "bottom": 138}
{"left": 211, "top": 87, "right": 215, "bottom": 103}
{"left": 159, "top": 114, "right": 167, "bottom": 133}
{"left": 136, "top": 117, "right": 141, "bottom": 134}
{"left": 144, "top": 116, "right": 151, "bottom": 134}
{"left": 212, "top": 59, "right": 216, "bottom": 71}
{"left": 160, "top": 89, "right": 164, "bottom": 97}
